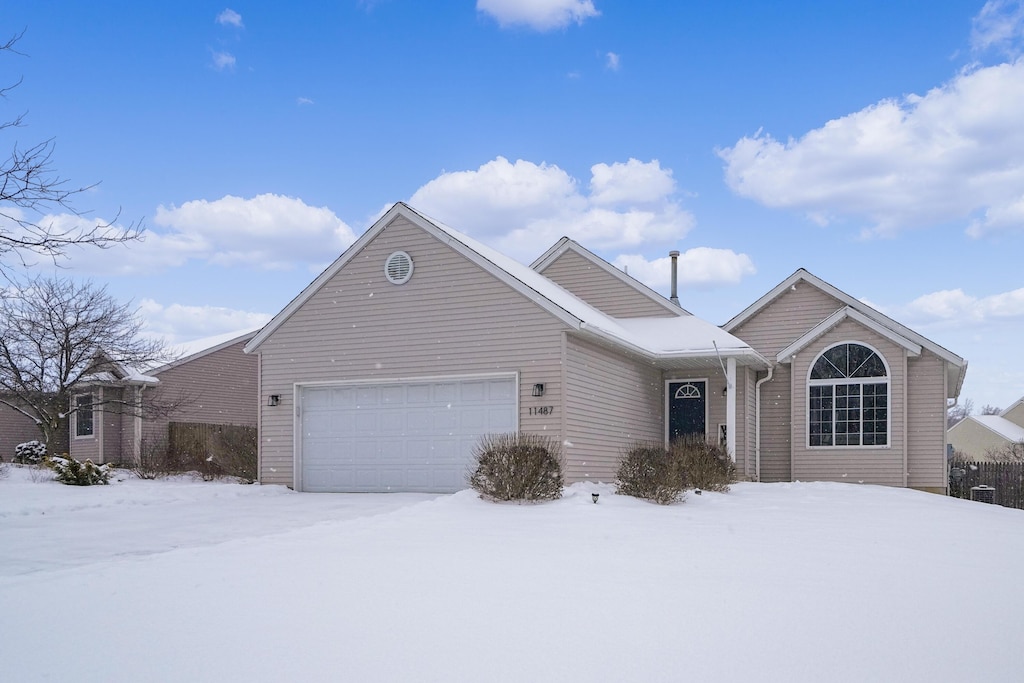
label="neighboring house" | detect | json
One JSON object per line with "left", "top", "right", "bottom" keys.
{"left": 948, "top": 398, "right": 1024, "bottom": 461}
{"left": 70, "top": 331, "right": 258, "bottom": 464}
{"left": 1, "top": 396, "right": 42, "bottom": 460}
{"left": 245, "top": 202, "right": 967, "bottom": 494}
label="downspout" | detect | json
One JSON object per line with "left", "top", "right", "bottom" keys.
{"left": 669, "top": 250, "right": 680, "bottom": 306}
{"left": 902, "top": 351, "right": 908, "bottom": 487}
{"left": 755, "top": 364, "right": 775, "bottom": 482}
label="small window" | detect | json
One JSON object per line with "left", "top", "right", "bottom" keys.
{"left": 74, "top": 393, "right": 95, "bottom": 438}
{"left": 808, "top": 343, "right": 888, "bottom": 447}
{"left": 384, "top": 251, "right": 414, "bottom": 284}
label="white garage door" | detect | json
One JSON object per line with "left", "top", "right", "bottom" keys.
{"left": 299, "top": 376, "right": 517, "bottom": 493}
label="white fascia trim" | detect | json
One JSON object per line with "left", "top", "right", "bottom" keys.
{"left": 776, "top": 306, "right": 922, "bottom": 363}
{"left": 246, "top": 203, "right": 585, "bottom": 354}
{"left": 532, "top": 239, "right": 689, "bottom": 317}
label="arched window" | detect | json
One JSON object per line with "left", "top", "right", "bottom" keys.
{"left": 808, "top": 343, "right": 888, "bottom": 447}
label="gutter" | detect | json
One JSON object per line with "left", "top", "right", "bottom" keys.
{"left": 755, "top": 364, "right": 775, "bottom": 482}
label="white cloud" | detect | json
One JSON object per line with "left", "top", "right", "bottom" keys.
{"left": 605, "top": 51, "right": 620, "bottom": 71}
{"left": 210, "top": 50, "right": 236, "bottom": 72}
{"left": 972, "top": 0, "right": 1024, "bottom": 56}
{"left": 408, "top": 156, "right": 694, "bottom": 262}
{"left": 153, "top": 194, "right": 357, "bottom": 270}
{"left": 590, "top": 159, "right": 675, "bottom": 205}
{"left": 612, "top": 249, "right": 756, "bottom": 291}
{"left": 718, "top": 59, "right": 1024, "bottom": 238}
{"left": 139, "top": 299, "right": 270, "bottom": 345}
{"left": 216, "top": 9, "right": 244, "bottom": 28}
{"left": 297, "top": 97, "right": 314, "bottom": 106}
{"left": 893, "top": 287, "right": 1024, "bottom": 324}
{"left": 477, "top": 0, "right": 599, "bottom": 31}
{"left": 56, "top": 194, "right": 355, "bottom": 276}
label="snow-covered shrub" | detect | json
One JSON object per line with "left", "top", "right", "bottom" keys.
{"left": 671, "top": 436, "right": 735, "bottom": 492}
{"left": 14, "top": 440, "right": 47, "bottom": 465}
{"left": 50, "top": 455, "right": 112, "bottom": 486}
{"left": 616, "top": 442, "right": 687, "bottom": 504}
{"left": 468, "top": 432, "right": 563, "bottom": 502}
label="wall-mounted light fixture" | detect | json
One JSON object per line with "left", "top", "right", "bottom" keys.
{"left": 267, "top": 395, "right": 281, "bottom": 407}
{"left": 532, "top": 383, "right": 545, "bottom": 397}
{"left": 722, "top": 386, "right": 728, "bottom": 396}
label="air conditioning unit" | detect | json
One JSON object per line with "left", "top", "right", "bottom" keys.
{"left": 970, "top": 485, "right": 996, "bottom": 504}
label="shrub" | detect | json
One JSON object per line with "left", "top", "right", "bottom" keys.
{"left": 468, "top": 432, "right": 563, "bottom": 502}
{"left": 671, "top": 436, "right": 735, "bottom": 492}
{"left": 132, "top": 438, "right": 176, "bottom": 479}
{"left": 14, "top": 440, "right": 47, "bottom": 465}
{"left": 49, "top": 455, "right": 112, "bottom": 486}
{"left": 616, "top": 442, "right": 687, "bottom": 504}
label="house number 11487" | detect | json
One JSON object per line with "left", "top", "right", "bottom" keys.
{"left": 529, "top": 406, "right": 554, "bottom": 416}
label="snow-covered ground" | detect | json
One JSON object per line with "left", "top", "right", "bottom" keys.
{"left": 1, "top": 465, "right": 1021, "bottom": 682}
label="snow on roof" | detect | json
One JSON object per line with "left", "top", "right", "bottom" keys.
{"left": 973, "top": 415, "right": 1024, "bottom": 443}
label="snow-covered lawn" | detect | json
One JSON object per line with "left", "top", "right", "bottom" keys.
{"left": 1, "top": 465, "right": 1021, "bottom": 682}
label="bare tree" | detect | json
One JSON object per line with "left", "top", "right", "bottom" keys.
{"left": 1, "top": 30, "right": 140, "bottom": 276}
{"left": 0, "top": 275, "right": 176, "bottom": 451}
{"left": 947, "top": 398, "right": 974, "bottom": 429}
{"left": 985, "top": 440, "right": 1024, "bottom": 463}
{"left": 980, "top": 404, "right": 1002, "bottom": 415}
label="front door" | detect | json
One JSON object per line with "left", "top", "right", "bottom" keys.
{"left": 668, "top": 380, "right": 707, "bottom": 443}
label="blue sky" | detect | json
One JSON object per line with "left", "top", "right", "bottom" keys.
{"left": 4, "top": 0, "right": 1024, "bottom": 409}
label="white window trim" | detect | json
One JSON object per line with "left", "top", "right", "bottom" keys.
{"left": 805, "top": 341, "right": 891, "bottom": 450}
{"left": 72, "top": 392, "right": 96, "bottom": 440}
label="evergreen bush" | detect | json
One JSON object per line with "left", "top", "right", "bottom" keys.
{"left": 616, "top": 442, "right": 687, "bottom": 504}
{"left": 468, "top": 432, "right": 563, "bottom": 501}
{"left": 50, "top": 455, "right": 112, "bottom": 486}
{"left": 14, "top": 440, "right": 47, "bottom": 465}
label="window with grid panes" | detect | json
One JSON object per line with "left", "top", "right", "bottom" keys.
{"left": 808, "top": 343, "right": 888, "bottom": 447}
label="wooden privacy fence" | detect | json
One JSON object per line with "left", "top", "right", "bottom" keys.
{"left": 168, "top": 421, "right": 257, "bottom": 481}
{"left": 949, "top": 461, "right": 1024, "bottom": 510}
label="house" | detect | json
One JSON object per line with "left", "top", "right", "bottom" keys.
{"left": 70, "top": 331, "right": 258, "bottom": 464}
{"left": 244, "top": 202, "right": 966, "bottom": 494}
{"left": 948, "top": 398, "right": 1024, "bottom": 461}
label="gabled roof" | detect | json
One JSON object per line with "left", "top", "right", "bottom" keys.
{"left": 951, "top": 415, "right": 1024, "bottom": 443}
{"left": 1000, "top": 397, "right": 1024, "bottom": 421}
{"left": 531, "top": 237, "right": 690, "bottom": 316}
{"left": 776, "top": 306, "right": 922, "bottom": 363}
{"left": 724, "top": 268, "right": 967, "bottom": 396}
{"left": 244, "top": 202, "right": 768, "bottom": 368}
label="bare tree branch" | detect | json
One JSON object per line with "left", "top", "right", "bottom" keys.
{"left": 1, "top": 29, "right": 141, "bottom": 276}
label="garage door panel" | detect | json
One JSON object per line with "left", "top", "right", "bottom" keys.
{"left": 300, "top": 376, "right": 516, "bottom": 493}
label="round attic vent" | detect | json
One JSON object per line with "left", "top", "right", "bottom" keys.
{"left": 384, "top": 251, "right": 414, "bottom": 284}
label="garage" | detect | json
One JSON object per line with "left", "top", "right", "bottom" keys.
{"left": 298, "top": 375, "right": 518, "bottom": 492}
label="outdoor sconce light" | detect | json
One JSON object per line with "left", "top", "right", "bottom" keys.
{"left": 267, "top": 395, "right": 281, "bottom": 407}
{"left": 532, "top": 383, "right": 545, "bottom": 397}
{"left": 592, "top": 493, "right": 600, "bottom": 504}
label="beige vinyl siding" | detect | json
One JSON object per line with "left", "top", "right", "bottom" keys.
{"left": 743, "top": 367, "right": 756, "bottom": 479}
{"left": 948, "top": 418, "right": 1015, "bottom": 462}
{"left": 102, "top": 387, "right": 126, "bottom": 464}
{"left": 906, "top": 350, "right": 949, "bottom": 489}
{"left": 1003, "top": 401, "right": 1024, "bottom": 426}
{"left": 257, "top": 216, "right": 568, "bottom": 487}
{"left": 789, "top": 319, "right": 905, "bottom": 486}
{"left": 563, "top": 335, "right": 663, "bottom": 482}
{"left": 0, "top": 400, "right": 39, "bottom": 459}
{"left": 759, "top": 365, "right": 792, "bottom": 482}
{"left": 730, "top": 284, "right": 846, "bottom": 482}
{"left": 142, "top": 340, "right": 258, "bottom": 451}
{"left": 540, "top": 249, "right": 677, "bottom": 318}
